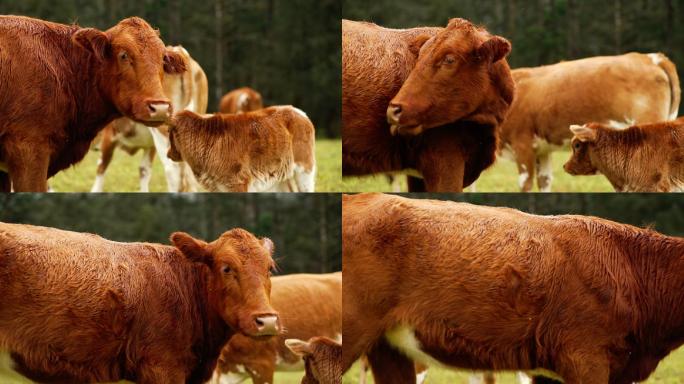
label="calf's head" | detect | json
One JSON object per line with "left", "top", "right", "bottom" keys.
{"left": 171, "top": 229, "right": 280, "bottom": 338}
{"left": 72, "top": 17, "right": 187, "bottom": 126}
{"left": 563, "top": 124, "right": 600, "bottom": 175}
{"left": 286, "top": 337, "right": 342, "bottom": 384}
{"left": 388, "top": 18, "right": 511, "bottom": 135}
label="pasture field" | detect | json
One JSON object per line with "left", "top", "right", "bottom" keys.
{"left": 342, "top": 346, "right": 684, "bottom": 383}
{"left": 50, "top": 139, "right": 342, "bottom": 193}
{"left": 340, "top": 149, "right": 614, "bottom": 192}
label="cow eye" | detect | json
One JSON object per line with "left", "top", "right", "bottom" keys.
{"left": 119, "top": 51, "right": 129, "bottom": 61}
{"left": 573, "top": 142, "right": 581, "bottom": 150}
{"left": 222, "top": 266, "right": 231, "bottom": 274}
{"left": 443, "top": 55, "right": 456, "bottom": 65}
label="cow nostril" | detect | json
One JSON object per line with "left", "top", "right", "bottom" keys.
{"left": 393, "top": 105, "right": 402, "bottom": 115}
{"left": 255, "top": 318, "right": 264, "bottom": 327}
{"left": 148, "top": 104, "right": 157, "bottom": 113}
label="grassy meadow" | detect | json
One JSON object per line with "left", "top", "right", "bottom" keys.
{"left": 340, "top": 149, "right": 614, "bottom": 193}
{"left": 343, "top": 346, "right": 684, "bottom": 383}
{"left": 49, "top": 139, "right": 342, "bottom": 193}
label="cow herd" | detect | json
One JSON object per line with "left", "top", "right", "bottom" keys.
{"left": 0, "top": 16, "right": 316, "bottom": 192}
{"left": 342, "top": 18, "right": 684, "bottom": 192}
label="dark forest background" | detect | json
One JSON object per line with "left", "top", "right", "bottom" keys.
{"left": 0, "top": 0, "right": 341, "bottom": 137}
{"left": 0, "top": 194, "right": 341, "bottom": 274}
{"left": 409, "top": 194, "right": 684, "bottom": 236}
{"left": 344, "top": 0, "right": 684, "bottom": 79}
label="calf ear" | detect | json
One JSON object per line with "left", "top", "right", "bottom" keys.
{"left": 164, "top": 50, "right": 187, "bottom": 74}
{"left": 476, "top": 36, "right": 511, "bottom": 63}
{"left": 171, "top": 232, "right": 212, "bottom": 265}
{"left": 285, "top": 339, "right": 312, "bottom": 356}
{"left": 261, "top": 238, "right": 274, "bottom": 254}
{"left": 408, "top": 35, "right": 431, "bottom": 57}
{"left": 72, "top": 28, "right": 110, "bottom": 61}
{"left": 570, "top": 124, "right": 597, "bottom": 142}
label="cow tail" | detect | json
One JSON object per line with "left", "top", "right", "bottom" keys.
{"left": 655, "top": 53, "right": 681, "bottom": 120}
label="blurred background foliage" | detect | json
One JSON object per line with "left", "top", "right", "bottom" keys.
{"left": 407, "top": 193, "right": 684, "bottom": 236}
{"left": 344, "top": 0, "right": 684, "bottom": 80}
{"left": 0, "top": 194, "right": 341, "bottom": 274}
{"left": 0, "top": 0, "right": 341, "bottom": 137}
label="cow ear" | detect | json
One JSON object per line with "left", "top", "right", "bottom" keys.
{"left": 171, "top": 232, "right": 212, "bottom": 265}
{"left": 408, "top": 35, "right": 431, "bottom": 57}
{"left": 164, "top": 50, "right": 187, "bottom": 74}
{"left": 476, "top": 36, "right": 511, "bottom": 63}
{"left": 261, "top": 238, "right": 274, "bottom": 254}
{"left": 285, "top": 339, "right": 312, "bottom": 356}
{"left": 72, "top": 28, "right": 110, "bottom": 61}
{"left": 570, "top": 124, "right": 597, "bottom": 142}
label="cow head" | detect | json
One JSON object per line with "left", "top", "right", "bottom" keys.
{"left": 72, "top": 17, "right": 187, "bottom": 126}
{"left": 563, "top": 124, "right": 600, "bottom": 175}
{"left": 171, "top": 229, "right": 280, "bottom": 338}
{"left": 387, "top": 18, "right": 512, "bottom": 135}
{"left": 286, "top": 337, "right": 342, "bottom": 384}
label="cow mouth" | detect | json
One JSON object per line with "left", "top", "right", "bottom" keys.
{"left": 390, "top": 124, "right": 424, "bottom": 136}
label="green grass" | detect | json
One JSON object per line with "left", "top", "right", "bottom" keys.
{"left": 50, "top": 139, "right": 342, "bottom": 192}
{"left": 343, "top": 346, "right": 684, "bottom": 383}
{"left": 340, "top": 149, "right": 614, "bottom": 192}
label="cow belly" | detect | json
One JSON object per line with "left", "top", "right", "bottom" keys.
{"left": 385, "top": 326, "right": 563, "bottom": 381}
{"left": 116, "top": 125, "right": 155, "bottom": 149}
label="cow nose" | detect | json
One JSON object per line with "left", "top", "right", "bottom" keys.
{"left": 147, "top": 102, "right": 172, "bottom": 121}
{"left": 254, "top": 314, "right": 279, "bottom": 336}
{"left": 387, "top": 104, "right": 402, "bottom": 125}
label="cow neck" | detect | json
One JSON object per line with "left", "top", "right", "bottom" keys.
{"left": 594, "top": 127, "right": 649, "bottom": 189}
{"left": 186, "top": 263, "right": 232, "bottom": 383}
{"left": 618, "top": 228, "right": 684, "bottom": 352}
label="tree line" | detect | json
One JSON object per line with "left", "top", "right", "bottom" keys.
{"left": 0, "top": 194, "right": 342, "bottom": 274}
{"left": 1, "top": 0, "right": 341, "bottom": 137}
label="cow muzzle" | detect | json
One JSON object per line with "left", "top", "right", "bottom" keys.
{"left": 387, "top": 103, "right": 424, "bottom": 136}
{"left": 253, "top": 314, "right": 280, "bottom": 337}
{"left": 146, "top": 101, "right": 173, "bottom": 122}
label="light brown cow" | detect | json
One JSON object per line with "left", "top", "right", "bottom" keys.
{"left": 342, "top": 19, "right": 514, "bottom": 192}
{"left": 286, "top": 337, "right": 342, "bottom": 384}
{"left": 343, "top": 193, "right": 684, "bottom": 384}
{"left": 167, "top": 106, "right": 316, "bottom": 192}
{"left": 0, "top": 223, "right": 279, "bottom": 384}
{"left": 0, "top": 16, "right": 186, "bottom": 191}
{"left": 498, "top": 52, "right": 680, "bottom": 192}
{"left": 219, "top": 87, "right": 264, "bottom": 114}
{"left": 91, "top": 46, "right": 208, "bottom": 193}
{"left": 212, "top": 272, "right": 341, "bottom": 384}
{"left": 563, "top": 119, "right": 684, "bottom": 192}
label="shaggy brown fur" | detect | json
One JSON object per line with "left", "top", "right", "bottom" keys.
{"left": 564, "top": 118, "right": 684, "bottom": 192}
{"left": 215, "top": 272, "right": 341, "bottom": 384}
{"left": 0, "top": 16, "right": 186, "bottom": 191}
{"left": 499, "top": 53, "right": 680, "bottom": 191}
{"left": 343, "top": 193, "right": 684, "bottom": 384}
{"left": 287, "top": 337, "right": 342, "bottom": 384}
{"left": 219, "top": 87, "right": 264, "bottom": 114}
{"left": 342, "top": 19, "right": 514, "bottom": 192}
{"left": 168, "top": 106, "right": 316, "bottom": 192}
{"left": 0, "top": 223, "right": 279, "bottom": 384}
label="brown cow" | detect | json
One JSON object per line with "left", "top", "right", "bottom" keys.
{"left": 563, "top": 119, "right": 684, "bottom": 192}
{"left": 286, "top": 337, "right": 342, "bottom": 384}
{"left": 342, "top": 19, "right": 514, "bottom": 192}
{"left": 219, "top": 87, "right": 264, "bottom": 114}
{"left": 498, "top": 53, "right": 680, "bottom": 192}
{"left": 0, "top": 223, "right": 279, "bottom": 384}
{"left": 0, "top": 16, "right": 186, "bottom": 191}
{"left": 212, "top": 272, "right": 341, "bottom": 384}
{"left": 167, "top": 106, "right": 316, "bottom": 192}
{"left": 91, "top": 46, "right": 208, "bottom": 193}
{"left": 343, "top": 193, "right": 684, "bottom": 384}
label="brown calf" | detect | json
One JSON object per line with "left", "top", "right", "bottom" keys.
{"left": 213, "top": 272, "right": 341, "bottom": 384}
{"left": 0, "top": 16, "right": 186, "bottom": 191}
{"left": 0, "top": 223, "right": 279, "bottom": 384}
{"left": 343, "top": 193, "right": 684, "bottom": 384}
{"left": 167, "top": 106, "right": 316, "bottom": 192}
{"left": 342, "top": 19, "right": 514, "bottom": 192}
{"left": 286, "top": 337, "right": 342, "bottom": 384}
{"left": 498, "top": 53, "right": 680, "bottom": 191}
{"left": 219, "top": 87, "right": 264, "bottom": 114}
{"left": 563, "top": 119, "right": 684, "bottom": 192}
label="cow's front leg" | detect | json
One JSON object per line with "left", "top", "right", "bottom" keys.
{"left": 7, "top": 147, "right": 49, "bottom": 192}
{"left": 368, "top": 338, "right": 416, "bottom": 384}
{"left": 137, "top": 364, "right": 186, "bottom": 384}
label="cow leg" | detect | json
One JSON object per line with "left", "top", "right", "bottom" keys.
{"left": 513, "top": 138, "right": 536, "bottom": 192}
{"left": 555, "top": 352, "right": 609, "bottom": 384}
{"left": 137, "top": 365, "right": 184, "bottom": 384}
{"left": 246, "top": 364, "right": 273, "bottom": 384}
{"left": 536, "top": 152, "right": 553, "bottom": 192}
{"left": 91, "top": 131, "right": 115, "bottom": 193}
{"left": 358, "top": 356, "right": 368, "bottom": 384}
{"left": 138, "top": 147, "right": 154, "bottom": 192}
{"left": 367, "top": 338, "right": 415, "bottom": 384}
{"left": 294, "top": 165, "right": 316, "bottom": 192}
{"left": 0, "top": 172, "right": 10, "bottom": 192}
{"left": 406, "top": 176, "right": 426, "bottom": 192}
{"left": 7, "top": 150, "right": 49, "bottom": 192}
{"left": 420, "top": 159, "right": 465, "bottom": 192}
